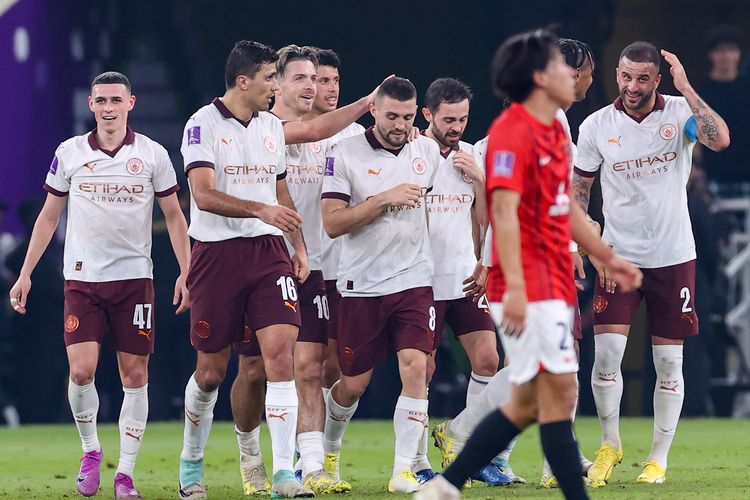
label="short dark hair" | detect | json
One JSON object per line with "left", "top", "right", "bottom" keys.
{"left": 491, "top": 28, "right": 560, "bottom": 102}
{"left": 619, "top": 41, "right": 660, "bottom": 71}
{"left": 315, "top": 48, "right": 341, "bottom": 69}
{"left": 91, "top": 71, "right": 131, "bottom": 93}
{"left": 559, "top": 38, "right": 594, "bottom": 69}
{"left": 225, "top": 40, "right": 278, "bottom": 89}
{"left": 376, "top": 77, "right": 417, "bottom": 102}
{"left": 706, "top": 25, "right": 742, "bottom": 51}
{"left": 276, "top": 45, "right": 319, "bottom": 78}
{"left": 424, "top": 78, "right": 473, "bottom": 113}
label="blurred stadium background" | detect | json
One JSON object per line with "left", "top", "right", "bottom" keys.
{"left": 1, "top": 0, "right": 750, "bottom": 427}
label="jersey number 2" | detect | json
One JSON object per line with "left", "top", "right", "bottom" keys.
{"left": 680, "top": 287, "right": 692, "bottom": 313}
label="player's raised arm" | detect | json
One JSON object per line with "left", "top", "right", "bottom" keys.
{"left": 187, "top": 167, "right": 302, "bottom": 233}
{"left": 661, "top": 49, "right": 730, "bottom": 152}
{"left": 8, "top": 193, "right": 67, "bottom": 314}
{"left": 283, "top": 76, "right": 393, "bottom": 144}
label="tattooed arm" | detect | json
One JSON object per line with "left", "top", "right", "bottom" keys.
{"left": 661, "top": 49, "right": 730, "bottom": 152}
{"left": 571, "top": 171, "right": 595, "bottom": 212}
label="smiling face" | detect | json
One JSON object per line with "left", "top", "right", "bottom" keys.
{"left": 371, "top": 96, "right": 418, "bottom": 148}
{"left": 88, "top": 84, "right": 135, "bottom": 132}
{"left": 276, "top": 59, "right": 317, "bottom": 117}
{"left": 616, "top": 56, "right": 661, "bottom": 113}
{"left": 313, "top": 64, "right": 340, "bottom": 114}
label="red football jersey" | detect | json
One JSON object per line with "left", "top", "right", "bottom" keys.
{"left": 485, "top": 103, "right": 576, "bottom": 305}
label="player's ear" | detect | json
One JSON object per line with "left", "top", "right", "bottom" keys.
{"left": 128, "top": 94, "right": 136, "bottom": 111}
{"left": 421, "top": 107, "right": 432, "bottom": 123}
{"left": 369, "top": 101, "right": 377, "bottom": 119}
{"left": 88, "top": 95, "right": 94, "bottom": 112}
{"left": 654, "top": 72, "right": 662, "bottom": 90}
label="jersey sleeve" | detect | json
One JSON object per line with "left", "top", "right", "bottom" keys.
{"left": 153, "top": 145, "right": 180, "bottom": 197}
{"left": 573, "top": 116, "right": 602, "bottom": 176}
{"left": 181, "top": 114, "right": 216, "bottom": 173}
{"left": 43, "top": 144, "right": 70, "bottom": 196}
{"left": 321, "top": 142, "right": 351, "bottom": 203}
{"left": 485, "top": 125, "right": 530, "bottom": 194}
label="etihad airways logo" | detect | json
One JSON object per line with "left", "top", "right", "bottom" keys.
{"left": 425, "top": 193, "right": 474, "bottom": 204}
{"left": 223, "top": 165, "right": 278, "bottom": 175}
{"left": 78, "top": 183, "right": 144, "bottom": 194}
{"left": 612, "top": 152, "right": 677, "bottom": 172}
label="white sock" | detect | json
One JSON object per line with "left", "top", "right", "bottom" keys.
{"left": 236, "top": 425, "right": 261, "bottom": 460}
{"left": 591, "top": 333, "right": 627, "bottom": 448}
{"left": 393, "top": 396, "right": 428, "bottom": 476}
{"left": 497, "top": 435, "right": 518, "bottom": 461}
{"left": 181, "top": 373, "right": 218, "bottom": 462}
{"left": 449, "top": 366, "right": 511, "bottom": 441}
{"left": 116, "top": 385, "right": 148, "bottom": 477}
{"left": 68, "top": 379, "right": 100, "bottom": 453}
{"left": 466, "top": 372, "right": 492, "bottom": 408}
{"left": 266, "top": 380, "right": 298, "bottom": 474}
{"left": 649, "top": 344, "right": 684, "bottom": 469}
{"left": 323, "top": 383, "right": 358, "bottom": 454}
{"left": 298, "top": 431, "right": 325, "bottom": 477}
{"left": 413, "top": 422, "right": 432, "bottom": 472}
{"left": 322, "top": 387, "right": 331, "bottom": 402}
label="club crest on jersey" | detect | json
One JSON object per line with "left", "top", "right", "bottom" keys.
{"left": 187, "top": 126, "right": 201, "bottom": 145}
{"left": 412, "top": 157, "right": 427, "bottom": 175}
{"left": 264, "top": 136, "right": 278, "bottom": 153}
{"left": 461, "top": 170, "right": 474, "bottom": 184}
{"left": 126, "top": 158, "right": 144, "bottom": 175}
{"left": 324, "top": 157, "right": 335, "bottom": 176}
{"left": 492, "top": 151, "right": 515, "bottom": 178}
{"left": 309, "top": 142, "right": 321, "bottom": 153}
{"left": 49, "top": 156, "right": 59, "bottom": 174}
{"left": 659, "top": 123, "right": 677, "bottom": 141}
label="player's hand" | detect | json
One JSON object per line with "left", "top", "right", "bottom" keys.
{"left": 661, "top": 49, "right": 693, "bottom": 95}
{"left": 173, "top": 273, "right": 190, "bottom": 314}
{"left": 462, "top": 261, "right": 488, "bottom": 302}
{"left": 292, "top": 252, "right": 310, "bottom": 283}
{"left": 572, "top": 251, "right": 585, "bottom": 291}
{"left": 453, "top": 150, "right": 484, "bottom": 184}
{"left": 604, "top": 254, "right": 643, "bottom": 293}
{"left": 367, "top": 75, "right": 396, "bottom": 105}
{"left": 589, "top": 254, "right": 617, "bottom": 293}
{"left": 500, "top": 285, "right": 527, "bottom": 337}
{"left": 377, "top": 183, "right": 422, "bottom": 208}
{"left": 259, "top": 204, "right": 303, "bottom": 233}
{"left": 407, "top": 127, "right": 420, "bottom": 142}
{"left": 9, "top": 275, "right": 31, "bottom": 315}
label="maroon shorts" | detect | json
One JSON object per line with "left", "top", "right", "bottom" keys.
{"left": 593, "top": 260, "right": 698, "bottom": 339}
{"left": 63, "top": 278, "right": 155, "bottom": 355}
{"left": 296, "top": 271, "right": 329, "bottom": 345}
{"left": 432, "top": 296, "right": 496, "bottom": 350}
{"left": 572, "top": 293, "right": 583, "bottom": 341}
{"left": 325, "top": 279, "right": 341, "bottom": 341}
{"left": 187, "top": 235, "right": 302, "bottom": 353}
{"left": 337, "top": 286, "right": 435, "bottom": 376}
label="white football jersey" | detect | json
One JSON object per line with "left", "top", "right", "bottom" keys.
{"left": 576, "top": 94, "right": 697, "bottom": 268}
{"left": 555, "top": 108, "right": 580, "bottom": 253}
{"left": 44, "top": 129, "right": 178, "bottom": 282}
{"left": 284, "top": 122, "right": 365, "bottom": 274}
{"left": 427, "top": 140, "right": 479, "bottom": 300}
{"left": 320, "top": 122, "right": 366, "bottom": 280}
{"left": 322, "top": 129, "right": 440, "bottom": 296}
{"left": 181, "top": 99, "right": 287, "bottom": 242}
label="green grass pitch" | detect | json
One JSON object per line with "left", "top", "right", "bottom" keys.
{"left": 1, "top": 418, "right": 748, "bottom": 499}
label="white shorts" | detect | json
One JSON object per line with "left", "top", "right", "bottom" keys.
{"left": 489, "top": 300, "right": 578, "bottom": 385}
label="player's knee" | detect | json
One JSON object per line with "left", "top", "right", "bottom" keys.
{"left": 399, "top": 354, "right": 427, "bottom": 383}
{"left": 322, "top": 359, "right": 341, "bottom": 387}
{"left": 295, "top": 359, "right": 323, "bottom": 387}
{"left": 263, "top": 350, "right": 294, "bottom": 381}
{"left": 121, "top": 368, "right": 148, "bottom": 388}
{"left": 69, "top": 367, "right": 95, "bottom": 386}
{"left": 472, "top": 349, "right": 500, "bottom": 377}
{"left": 195, "top": 367, "right": 226, "bottom": 392}
{"left": 338, "top": 376, "right": 368, "bottom": 401}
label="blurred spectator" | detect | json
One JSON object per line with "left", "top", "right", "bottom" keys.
{"left": 695, "top": 25, "right": 750, "bottom": 196}
{"left": 5, "top": 197, "right": 67, "bottom": 423}
{"left": 0, "top": 202, "right": 21, "bottom": 427}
